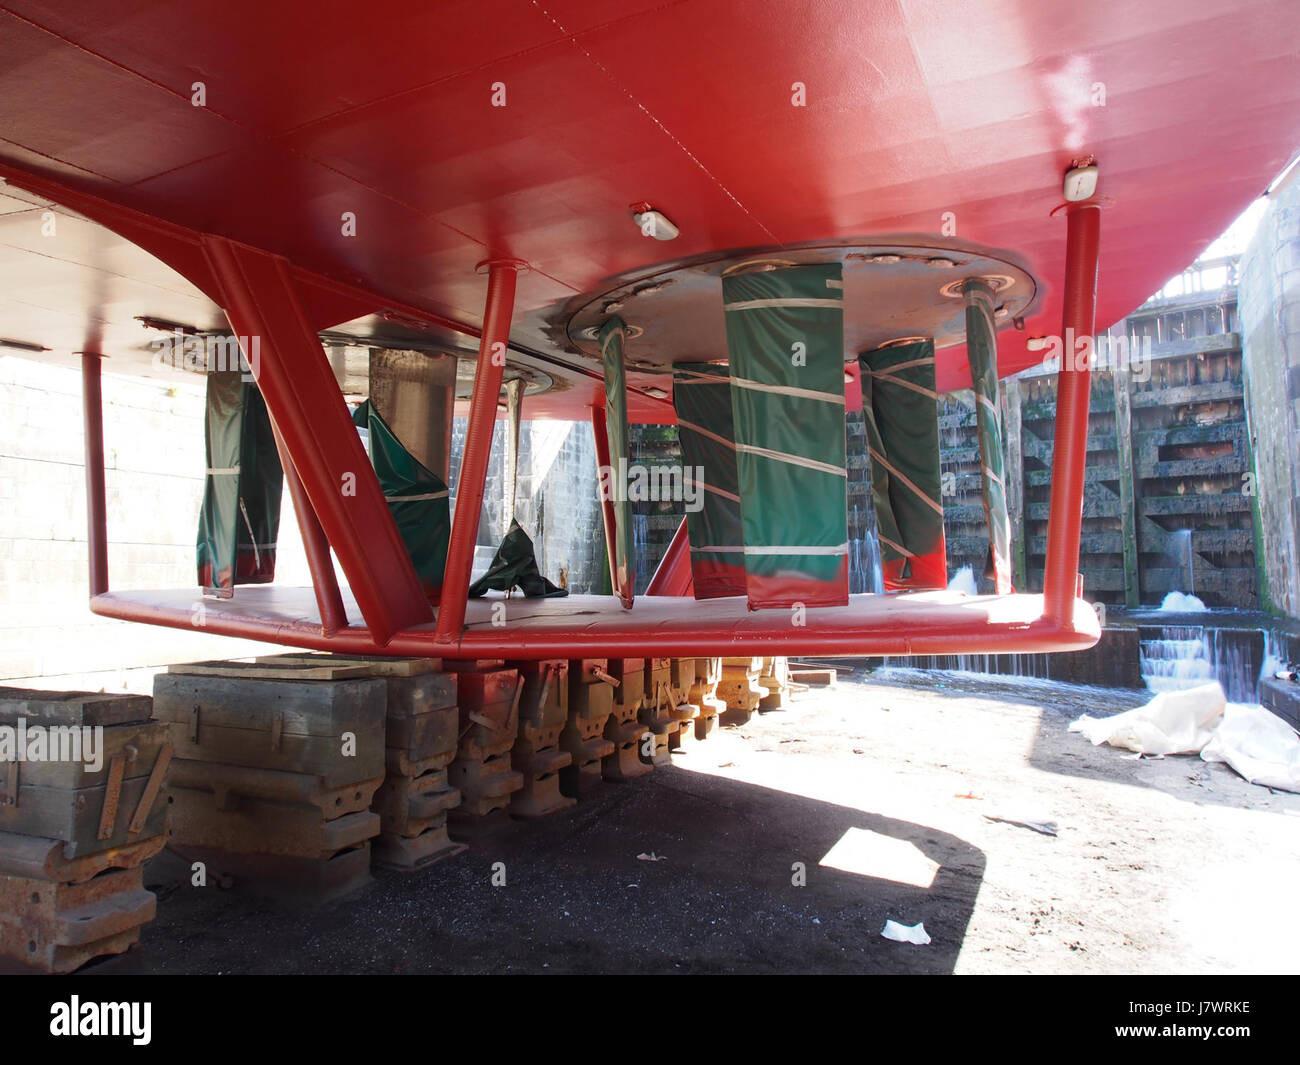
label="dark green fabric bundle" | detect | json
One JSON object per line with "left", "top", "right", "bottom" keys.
{"left": 351, "top": 399, "right": 450, "bottom": 598}
{"left": 468, "top": 519, "right": 568, "bottom": 598}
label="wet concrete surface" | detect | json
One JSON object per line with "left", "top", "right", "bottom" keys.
{"left": 126, "top": 670, "right": 1300, "bottom": 974}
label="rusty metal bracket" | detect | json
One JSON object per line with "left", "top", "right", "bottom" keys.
{"left": 591, "top": 666, "right": 620, "bottom": 688}
{"left": 127, "top": 743, "right": 173, "bottom": 836}
{"left": 190, "top": 704, "right": 201, "bottom": 744}
{"left": 98, "top": 755, "right": 125, "bottom": 840}
{"left": 270, "top": 710, "right": 283, "bottom": 752}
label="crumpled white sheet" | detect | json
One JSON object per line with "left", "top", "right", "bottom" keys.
{"left": 1200, "top": 702, "right": 1300, "bottom": 793}
{"left": 1069, "top": 682, "right": 1226, "bottom": 755}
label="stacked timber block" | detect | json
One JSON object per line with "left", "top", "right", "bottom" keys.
{"left": 757, "top": 657, "right": 793, "bottom": 712}
{"left": 602, "top": 657, "right": 652, "bottom": 781}
{"left": 689, "top": 658, "right": 726, "bottom": 740}
{"left": 152, "top": 660, "right": 386, "bottom": 903}
{"left": 559, "top": 660, "right": 616, "bottom": 799}
{"left": 667, "top": 659, "right": 704, "bottom": 751}
{"left": 507, "top": 660, "right": 576, "bottom": 818}
{"left": 718, "top": 657, "right": 766, "bottom": 727}
{"left": 254, "top": 654, "right": 465, "bottom": 872}
{"left": 0, "top": 689, "right": 169, "bottom": 972}
{"left": 442, "top": 661, "right": 524, "bottom": 820}
{"left": 639, "top": 657, "right": 697, "bottom": 764}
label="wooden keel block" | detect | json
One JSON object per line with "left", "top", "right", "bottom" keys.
{"left": 152, "top": 670, "right": 387, "bottom": 786}
{"left": 168, "top": 787, "right": 379, "bottom": 859}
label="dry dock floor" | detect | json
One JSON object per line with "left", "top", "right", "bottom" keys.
{"left": 121, "top": 669, "right": 1299, "bottom": 975}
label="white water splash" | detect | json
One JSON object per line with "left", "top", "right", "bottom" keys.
{"left": 948, "top": 565, "right": 978, "bottom": 596}
{"left": 1158, "top": 590, "right": 1207, "bottom": 612}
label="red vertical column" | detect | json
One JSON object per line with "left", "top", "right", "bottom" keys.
{"left": 1043, "top": 204, "right": 1101, "bottom": 627}
{"left": 435, "top": 259, "right": 525, "bottom": 644}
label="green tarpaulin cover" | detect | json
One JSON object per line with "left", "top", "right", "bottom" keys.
{"left": 197, "top": 369, "right": 283, "bottom": 596}
{"left": 598, "top": 317, "right": 635, "bottom": 606}
{"left": 351, "top": 399, "right": 450, "bottom": 598}
{"left": 722, "top": 263, "right": 849, "bottom": 608}
{"left": 860, "top": 339, "right": 948, "bottom": 590}
{"left": 964, "top": 279, "right": 1013, "bottom": 594}
{"left": 468, "top": 519, "right": 568, "bottom": 598}
{"left": 672, "top": 362, "right": 746, "bottom": 599}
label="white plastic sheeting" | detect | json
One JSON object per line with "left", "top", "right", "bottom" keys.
{"left": 1201, "top": 702, "right": 1300, "bottom": 793}
{"left": 1069, "top": 682, "right": 1226, "bottom": 755}
{"left": 1070, "top": 681, "right": 1300, "bottom": 793}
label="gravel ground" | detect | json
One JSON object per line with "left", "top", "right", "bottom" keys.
{"left": 126, "top": 669, "right": 1300, "bottom": 975}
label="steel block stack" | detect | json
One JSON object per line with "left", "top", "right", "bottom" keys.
{"left": 507, "top": 660, "right": 576, "bottom": 818}
{"left": 368, "top": 659, "right": 464, "bottom": 869}
{"left": 559, "top": 659, "right": 616, "bottom": 798}
{"left": 639, "top": 657, "right": 696, "bottom": 764}
{"left": 689, "top": 657, "right": 726, "bottom": 740}
{"left": 757, "top": 657, "right": 793, "bottom": 712}
{"left": 667, "top": 659, "right": 704, "bottom": 751}
{"left": 442, "top": 661, "right": 524, "bottom": 819}
{"left": 152, "top": 660, "right": 386, "bottom": 902}
{"left": 719, "top": 657, "right": 766, "bottom": 726}
{"left": 602, "top": 657, "right": 652, "bottom": 781}
{"left": 0, "top": 690, "right": 169, "bottom": 972}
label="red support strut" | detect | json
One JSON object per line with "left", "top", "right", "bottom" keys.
{"left": 435, "top": 260, "right": 525, "bottom": 644}
{"left": 202, "top": 235, "right": 430, "bottom": 644}
{"left": 1043, "top": 203, "right": 1101, "bottom": 627}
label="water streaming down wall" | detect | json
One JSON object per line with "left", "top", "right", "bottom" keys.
{"left": 1138, "top": 624, "right": 1289, "bottom": 703}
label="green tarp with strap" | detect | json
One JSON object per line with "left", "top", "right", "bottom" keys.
{"left": 721, "top": 263, "right": 849, "bottom": 609}
{"left": 964, "top": 279, "right": 1014, "bottom": 594}
{"left": 197, "top": 369, "right": 283, "bottom": 596}
{"left": 469, "top": 519, "right": 568, "bottom": 598}
{"left": 859, "top": 339, "right": 948, "bottom": 590}
{"left": 598, "top": 316, "right": 635, "bottom": 607}
{"left": 351, "top": 399, "right": 450, "bottom": 599}
{"left": 672, "top": 362, "right": 746, "bottom": 599}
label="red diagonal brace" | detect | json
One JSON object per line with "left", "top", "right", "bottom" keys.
{"left": 202, "top": 236, "right": 430, "bottom": 643}
{"left": 435, "top": 260, "right": 526, "bottom": 644}
{"left": 1043, "top": 203, "right": 1101, "bottom": 627}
